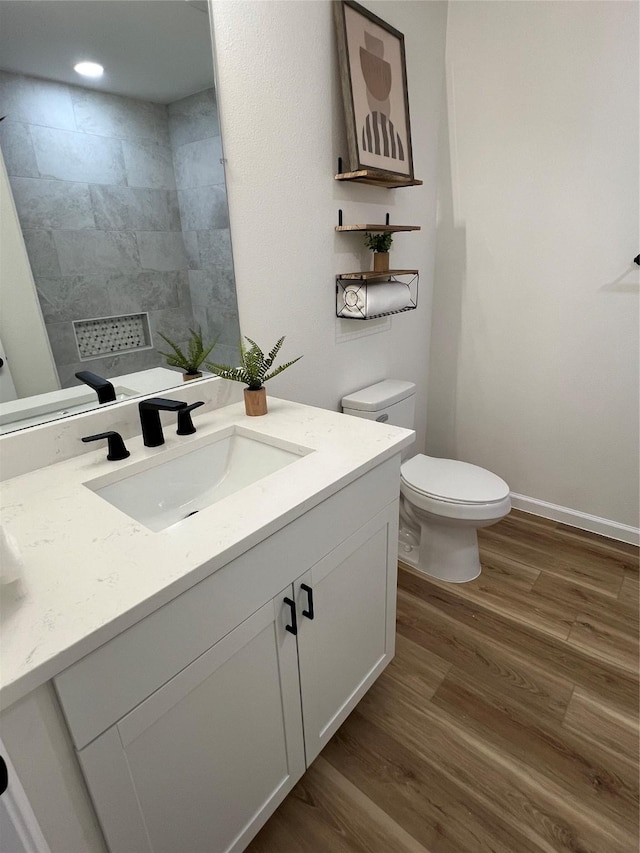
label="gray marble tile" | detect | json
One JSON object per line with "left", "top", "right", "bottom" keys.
{"left": 168, "top": 89, "right": 218, "bottom": 148}
{"left": 175, "top": 274, "right": 194, "bottom": 314}
{"left": 218, "top": 312, "right": 242, "bottom": 350}
{"left": 0, "top": 121, "right": 39, "bottom": 177}
{"left": 191, "top": 304, "right": 241, "bottom": 349}
{"left": 122, "top": 139, "right": 176, "bottom": 189}
{"left": 92, "top": 346, "right": 165, "bottom": 376}
{"left": 137, "top": 232, "right": 188, "bottom": 272}
{"left": 173, "top": 136, "right": 224, "bottom": 190}
{"left": 90, "top": 186, "right": 174, "bottom": 232}
{"left": 168, "top": 191, "right": 182, "bottom": 231}
{"left": 55, "top": 230, "right": 140, "bottom": 275}
{"left": 35, "top": 275, "right": 112, "bottom": 323}
{"left": 168, "top": 88, "right": 217, "bottom": 120}
{"left": 188, "top": 269, "right": 238, "bottom": 313}
{"left": 58, "top": 347, "right": 165, "bottom": 388}
{"left": 10, "top": 177, "right": 94, "bottom": 230}
{"left": 148, "top": 307, "right": 196, "bottom": 351}
{"left": 71, "top": 89, "right": 170, "bottom": 144}
{"left": 197, "top": 228, "right": 234, "bottom": 273}
{"left": 182, "top": 231, "right": 200, "bottom": 269}
{"left": 105, "top": 271, "right": 184, "bottom": 314}
{"left": 177, "top": 186, "right": 229, "bottom": 231}
{"left": 0, "top": 72, "right": 76, "bottom": 131}
{"left": 22, "top": 230, "right": 61, "bottom": 276}
{"left": 31, "top": 126, "right": 126, "bottom": 185}
{"left": 46, "top": 321, "right": 81, "bottom": 366}
{"left": 208, "top": 341, "right": 241, "bottom": 369}
{"left": 56, "top": 361, "right": 90, "bottom": 390}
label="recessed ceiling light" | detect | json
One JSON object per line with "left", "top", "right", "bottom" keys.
{"left": 74, "top": 61, "right": 104, "bottom": 78}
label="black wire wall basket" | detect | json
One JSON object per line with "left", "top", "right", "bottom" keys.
{"left": 336, "top": 273, "right": 418, "bottom": 320}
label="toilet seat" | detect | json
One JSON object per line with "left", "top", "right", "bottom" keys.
{"left": 401, "top": 455, "right": 510, "bottom": 505}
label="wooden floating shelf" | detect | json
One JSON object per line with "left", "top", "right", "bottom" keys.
{"left": 335, "top": 169, "right": 423, "bottom": 188}
{"left": 338, "top": 270, "right": 419, "bottom": 281}
{"left": 335, "top": 224, "right": 421, "bottom": 233}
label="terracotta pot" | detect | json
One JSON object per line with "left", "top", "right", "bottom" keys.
{"left": 183, "top": 371, "right": 203, "bottom": 382}
{"left": 244, "top": 387, "right": 267, "bottom": 416}
{"left": 373, "top": 252, "right": 389, "bottom": 273}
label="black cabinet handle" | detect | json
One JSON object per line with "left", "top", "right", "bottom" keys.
{"left": 283, "top": 597, "right": 297, "bottom": 635}
{"left": 300, "top": 583, "right": 314, "bottom": 620}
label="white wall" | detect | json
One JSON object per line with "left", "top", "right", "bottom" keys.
{"left": 428, "top": 1, "right": 639, "bottom": 532}
{"left": 212, "top": 0, "right": 448, "bottom": 454}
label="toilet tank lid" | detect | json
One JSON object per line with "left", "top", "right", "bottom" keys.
{"left": 342, "top": 380, "right": 415, "bottom": 412}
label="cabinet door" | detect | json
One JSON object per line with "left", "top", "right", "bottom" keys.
{"left": 78, "top": 591, "right": 305, "bottom": 853}
{"left": 295, "top": 503, "right": 398, "bottom": 764}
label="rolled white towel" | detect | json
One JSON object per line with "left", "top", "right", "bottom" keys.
{"left": 339, "top": 281, "right": 413, "bottom": 318}
{"left": 0, "top": 524, "right": 24, "bottom": 585}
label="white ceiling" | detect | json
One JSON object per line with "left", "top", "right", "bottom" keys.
{"left": 0, "top": 1, "right": 215, "bottom": 103}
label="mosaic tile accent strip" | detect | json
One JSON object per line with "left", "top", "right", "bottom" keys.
{"left": 73, "top": 313, "right": 151, "bottom": 359}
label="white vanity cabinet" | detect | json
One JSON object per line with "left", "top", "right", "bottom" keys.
{"left": 75, "top": 592, "right": 306, "bottom": 853}
{"left": 53, "top": 459, "right": 400, "bottom": 853}
{"left": 294, "top": 510, "right": 397, "bottom": 764}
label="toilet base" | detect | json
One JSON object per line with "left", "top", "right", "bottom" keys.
{"left": 421, "top": 519, "right": 481, "bottom": 582}
{"left": 398, "top": 521, "right": 481, "bottom": 583}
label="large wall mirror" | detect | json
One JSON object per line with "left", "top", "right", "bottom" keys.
{"left": 0, "top": 0, "right": 240, "bottom": 434}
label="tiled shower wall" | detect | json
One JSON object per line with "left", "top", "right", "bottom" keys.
{"left": 168, "top": 90, "right": 240, "bottom": 367}
{"left": 0, "top": 71, "right": 240, "bottom": 386}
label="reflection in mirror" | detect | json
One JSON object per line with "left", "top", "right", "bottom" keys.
{"left": 0, "top": 0, "right": 240, "bottom": 434}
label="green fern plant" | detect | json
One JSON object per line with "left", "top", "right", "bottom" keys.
{"left": 157, "top": 328, "right": 217, "bottom": 375}
{"left": 364, "top": 231, "right": 393, "bottom": 253}
{"left": 206, "top": 336, "right": 302, "bottom": 390}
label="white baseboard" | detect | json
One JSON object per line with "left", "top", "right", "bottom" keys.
{"left": 509, "top": 493, "right": 640, "bottom": 546}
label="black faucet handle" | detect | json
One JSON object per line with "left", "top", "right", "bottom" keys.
{"left": 177, "top": 401, "right": 205, "bottom": 436}
{"left": 75, "top": 371, "right": 116, "bottom": 404}
{"left": 82, "top": 431, "right": 130, "bottom": 461}
{"left": 139, "top": 398, "right": 188, "bottom": 412}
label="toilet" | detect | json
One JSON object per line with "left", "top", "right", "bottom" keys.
{"left": 342, "top": 380, "right": 511, "bottom": 583}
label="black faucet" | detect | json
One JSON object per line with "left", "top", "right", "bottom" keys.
{"left": 82, "top": 431, "right": 130, "bottom": 461}
{"left": 75, "top": 371, "right": 116, "bottom": 404}
{"left": 139, "top": 398, "right": 188, "bottom": 447}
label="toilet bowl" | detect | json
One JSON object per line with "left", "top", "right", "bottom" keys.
{"left": 399, "top": 455, "right": 511, "bottom": 582}
{"left": 341, "top": 380, "right": 511, "bottom": 583}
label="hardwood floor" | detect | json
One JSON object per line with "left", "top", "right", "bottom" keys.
{"left": 247, "top": 511, "right": 639, "bottom": 853}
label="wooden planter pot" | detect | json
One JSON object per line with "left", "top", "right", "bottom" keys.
{"left": 244, "top": 387, "right": 267, "bottom": 416}
{"left": 183, "top": 371, "right": 203, "bottom": 382}
{"left": 373, "top": 252, "right": 389, "bottom": 273}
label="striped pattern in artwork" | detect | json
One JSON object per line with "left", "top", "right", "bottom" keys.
{"left": 362, "top": 111, "right": 405, "bottom": 161}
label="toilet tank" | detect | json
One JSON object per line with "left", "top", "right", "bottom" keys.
{"left": 341, "top": 380, "right": 416, "bottom": 429}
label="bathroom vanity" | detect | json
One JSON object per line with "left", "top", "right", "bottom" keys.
{"left": 0, "top": 382, "right": 413, "bottom": 852}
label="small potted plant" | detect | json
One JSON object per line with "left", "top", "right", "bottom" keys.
{"left": 365, "top": 231, "right": 393, "bottom": 273}
{"left": 206, "top": 336, "right": 302, "bottom": 416}
{"left": 157, "top": 328, "right": 217, "bottom": 381}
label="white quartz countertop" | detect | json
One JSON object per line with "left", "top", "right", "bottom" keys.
{"left": 0, "top": 398, "right": 413, "bottom": 710}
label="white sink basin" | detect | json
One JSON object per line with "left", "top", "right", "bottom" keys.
{"left": 86, "top": 427, "right": 311, "bottom": 532}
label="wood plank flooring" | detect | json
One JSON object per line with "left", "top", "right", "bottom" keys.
{"left": 247, "top": 511, "right": 639, "bottom": 853}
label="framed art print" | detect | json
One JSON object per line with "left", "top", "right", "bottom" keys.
{"left": 334, "top": 0, "right": 414, "bottom": 179}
